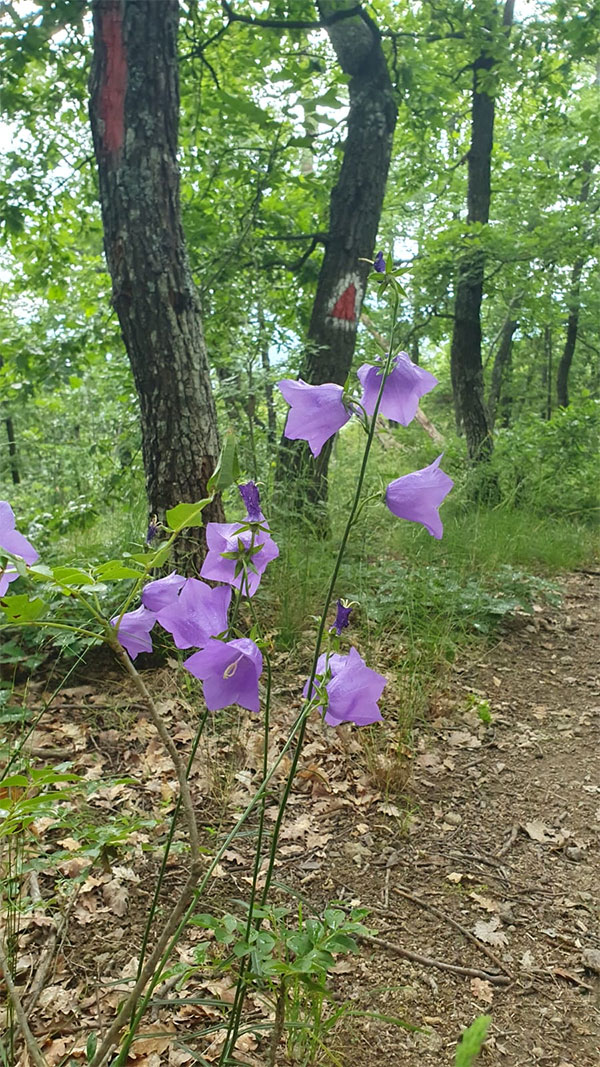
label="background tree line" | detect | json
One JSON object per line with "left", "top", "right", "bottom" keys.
{"left": 0, "top": 0, "right": 598, "bottom": 571}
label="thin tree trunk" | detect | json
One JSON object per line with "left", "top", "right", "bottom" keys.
{"left": 449, "top": 0, "right": 514, "bottom": 465}
{"left": 276, "top": 0, "right": 397, "bottom": 518}
{"left": 543, "top": 324, "right": 553, "bottom": 420}
{"left": 4, "top": 415, "right": 20, "bottom": 485}
{"left": 89, "top": 0, "right": 224, "bottom": 572}
{"left": 257, "top": 302, "right": 277, "bottom": 450}
{"left": 488, "top": 317, "right": 518, "bottom": 429}
{"left": 556, "top": 150, "right": 593, "bottom": 407}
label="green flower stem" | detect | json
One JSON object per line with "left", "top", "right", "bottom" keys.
{"left": 88, "top": 700, "right": 317, "bottom": 1067}
{"left": 116, "top": 708, "right": 209, "bottom": 1067}
{"left": 259, "top": 288, "right": 401, "bottom": 908}
{"left": 219, "top": 589, "right": 272, "bottom": 1064}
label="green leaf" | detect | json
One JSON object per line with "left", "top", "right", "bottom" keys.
{"left": 207, "top": 431, "right": 241, "bottom": 495}
{"left": 455, "top": 1016, "right": 492, "bottom": 1067}
{"left": 51, "top": 566, "right": 95, "bottom": 587}
{"left": 165, "top": 499, "right": 211, "bottom": 532}
{"left": 86, "top": 1033, "right": 97, "bottom": 1063}
{"left": 95, "top": 561, "right": 143, "bottom": 581}
{"left": 0, "top": 594, "right": 47, "bottom": 623}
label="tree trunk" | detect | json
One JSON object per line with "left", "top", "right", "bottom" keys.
{"left": 449, "top": 0, "right": 513, "bottom": 464}
{"left": 89, "top": 0, "right": 224, "bottom": 573}
{"left": 556, "top": 146, "right": 593, "bottom": 408}
{"left": 488, "top": 316, "right": 518, "bottom": 429}
{"left": 542, "top": 324, "right": 553, "bottom": 420}
{"left": 4, "top": 415, "right": 20, "bottom": 486}
{"left": 276, "top": 1, "right": 397, "bottom": 518}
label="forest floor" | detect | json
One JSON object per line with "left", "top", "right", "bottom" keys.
{"left": 3, "top": 572, "right": 599, "bottom": 1067}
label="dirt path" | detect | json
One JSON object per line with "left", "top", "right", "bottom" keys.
{"left": 327, "top": 571, "right": 600, "bottom": 1065}
{"left": 6, "top": 574, "right": 599, "bottom": 1066}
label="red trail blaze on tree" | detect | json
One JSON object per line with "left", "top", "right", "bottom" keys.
{"left": 89, "top": 0, "right": 225, "bottom": 573}
{"left": 98, "top": 6, "right": 127, "bottom": 154}
{"left": 330, "top": 282, "right": 357, "bottom": 323}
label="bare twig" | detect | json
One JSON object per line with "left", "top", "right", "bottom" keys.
{"left": 496, "top": 823, "right": 519, "bottom": 858}
{"left": 0, "top": 936, "right": 48, "bottom": 1067}
{"left": 392, "top": 884, "right": 512, "bottom": 977}
{"left": 360, "top": 932, "right": 511, "bottom": 985}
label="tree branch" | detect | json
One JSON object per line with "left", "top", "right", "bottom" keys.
{"left": 221, "top": 0, "right": 362, "bottom": 31}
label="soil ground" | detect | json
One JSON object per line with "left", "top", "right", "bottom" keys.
{"left": 2, "top": 573, "right": 599, "bottom": 1067}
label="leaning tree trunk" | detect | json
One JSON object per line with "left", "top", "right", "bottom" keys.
{"left": 89, "top": 0, "right": 224, "bottom": 572}
{"left": 449, "top": 0, "right": 513, "bottom": 465}
{"left": 277, "top": 0, "right": 397, "bottom": 519}
{"left": 488, "top": 315, "right": 518, "bottom": 430}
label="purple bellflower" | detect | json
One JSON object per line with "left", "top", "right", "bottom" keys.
{"left": 238, "top": 481, "right": 264, "bottom": 523}
{"left": 142, "top": 572, "right": 187, "bottom": 613}
{"left": 373, "top": 250, "right": 386, "bottom": 273}
{"left": 304, "top": 647, "right": 386, "bottom": 727}
{"left": 385, "top": 454, "right": 453, "bottom": 539}
{"left": 277, "top": 379, "right": 351, "bottom": 458}
{"left": 357, "top": 352, "right": 437, "bottom": 426}
{"left": 111, "top": 605, "right": 157, "bottom": 659}
{"left": 156, "top": 578, "right": 231, "bottom": 650}
{"left": 184, "top": 637, "right": 263, "bottom": 713}
{"left": 331, "top": 599, "right": 353, "bottom": 635}
{"left": 0, "top": 501, "right": 39, "bottom": 566}
{"left": 200, "top": 522, "right": 278, "bottom": 597}
{"left": 0, "top": 566, "right": 19, "bottom": 597}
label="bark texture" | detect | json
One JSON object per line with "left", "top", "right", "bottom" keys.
{"left": 277, "top": 0, "right": 397, "bottom": 517}
{"left": 89, "top": 0, "right": 224, "bottom": 572}
{"left": 449, "top": 1, "right": 513, "bottom": 464}
{"left": 556, "top": 160, "right": 591, "bottom": 408}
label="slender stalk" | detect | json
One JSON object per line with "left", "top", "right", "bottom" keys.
{"left": 0, "top": 937, "right": 47, "bottom": 1067}
{"left": 259, "top": 289, "right": 401, "bottom": 907}
{"left": 219, "top": 591, "right": 273, "bottom": 1063}
{"left": 107, "top": 637, "right": 200, "bottom": 862}
{"left": 89, "top": 703, "right": 313, "bottom": 1067}
{"left": 113, "top": 708, "right": 210, "bottom": 1066}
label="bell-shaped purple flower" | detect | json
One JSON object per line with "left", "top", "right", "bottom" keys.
{"left": 0, "top": 502, "right": 39, "bottom": 566}
{"left": 200, "top": 522, "right": 278, "bottom": 597}
{"left": 385, "top": 454, "right": 453, "bottom": 539}
{"left": 357, "top": 352, "right": 437, "bottom": 426}
{"left": 0, "top": 566, "right": 19, "bottom": 597}
{"left": 304, "top": 647, "right": 386, "bottom": 727}
{"left": 156, "top": 578, "right": 231, "bottom": 650}
{"left": 111, "top": 605, "right": 157, "bottom": 659}
{"left": 184, "top": 637, "right": 263, "bottom": 713}
{"left": 141, "top": 572, "right": 187, "bottom": 613}
{"left": 277, "top": 379, "right": 351, "bottom": 458}
{"left": 238, "top": 481, "right": 264, "bottom": 523}
{"left": 331, "top": 599, "right": 352, "bottom": 635}
{"left": 373, "top": 250, "right": 386, "bottom": 273}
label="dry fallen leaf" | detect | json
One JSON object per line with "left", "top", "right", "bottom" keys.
{"left": 524, "top": 819, "right": 554, "bottom": 843}
{"left": 470, "top": 977, "right": 494, "bottom": 1004}
{"left": 473, "top": 916, "right": 508, "bottom": 948}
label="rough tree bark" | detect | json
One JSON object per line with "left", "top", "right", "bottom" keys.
{"left": 449, "top": 0, "right": 513, "bottom": 464}
{"left": 89, "top": 0, "right": 224, "bottom": 572}
{"left": 277, "top": 0, "right": 397, "bottom": 518}
{"left": 556, "top": 161, "right": 592, "bottom": 409}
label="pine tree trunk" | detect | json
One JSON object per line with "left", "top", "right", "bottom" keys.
{"left": 449, "top": 0, "right": 514, "bottom": 466}
{"left": 276, "top": 1, "right": 397, "bottom": 520}
{"left": 89, "top": 0, "right": 224, "bottom": 572}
